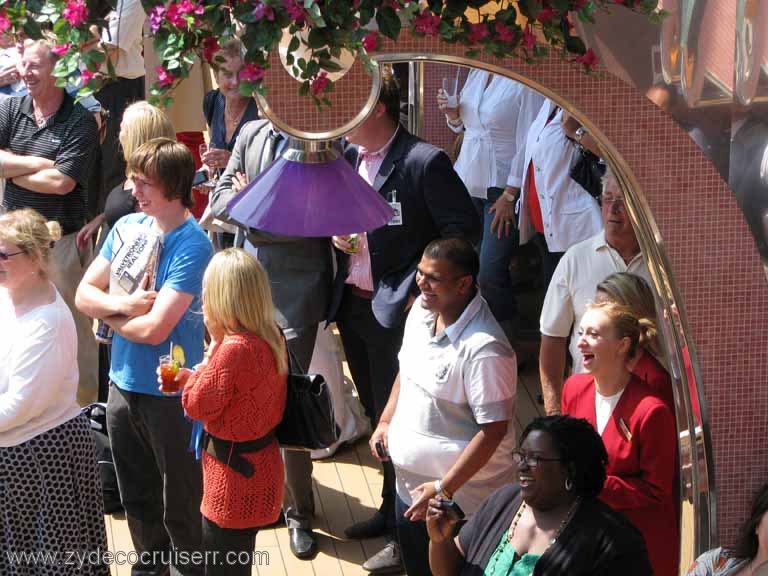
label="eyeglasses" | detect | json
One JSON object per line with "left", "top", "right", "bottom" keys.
{"left": 0, "top": 250, "right": 23, "bottom": 261}
{"left": 601, "top": 194, "right": 626, "bottom": 210}
{"left": 511, "top": 450, "right": 566, "bottom": 469}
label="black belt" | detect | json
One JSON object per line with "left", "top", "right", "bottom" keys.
{"left": 203, "top": 429, "right": 276, "bottom": 478}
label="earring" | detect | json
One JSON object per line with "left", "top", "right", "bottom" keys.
{"left": 565, "top": 478, "right": 573, "bottom": 491}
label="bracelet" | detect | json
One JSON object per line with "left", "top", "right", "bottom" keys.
{"left": 574, "top": 126, "right": 587, "bottom": 145}
{"left": 446, "top": 116, "right": 463, "bottom": 128}
{"left": 502, "top": 191, "right": 519, "bottom": 203}
{"left": 434, "top": 479, "right": 453, "bottom": 500}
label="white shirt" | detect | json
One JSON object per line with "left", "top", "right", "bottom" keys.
{"left": 595, "top": 388, "right": 625, "bottom": 435}
{"left": 100, "top": 0, "right": 146, "bottom": 79}
{"left": 540, "top": 231, "right": 650, "bottom": 373}
{"left": 388, "top": 291, "right": 517, "bottom": 516}
{"left": 451, "top": 70, "right": 544, "bottom": 199}
{"left": 516, "top": 100, "right": 603, "bottom": 253}
{"left": 0, "top": 288, "right": 81, "bottom": 447}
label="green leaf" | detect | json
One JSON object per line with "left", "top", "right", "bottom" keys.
{"left": 307, "top": 28, "right": 327, "bottom": 48}
{"left": 564, "top": 35, "right": 586, "bottom": 55}
{"left": 288, "top": 35, "right": 300, "bottom": 53}
{"left": 299, "top": 81, "right": 309, "bottom": 96}
{"left": 376, "top": 6, "right": 401, "bottom": 40}
{"left": 318, "top": 58, "right": 343, "bottom": 72}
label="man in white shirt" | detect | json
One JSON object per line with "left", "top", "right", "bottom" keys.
{"left": 373, "top": 237, "right": 517, "bottom": 576}
{"left": 539, "top": 168, "right": 650, "bottom": 414}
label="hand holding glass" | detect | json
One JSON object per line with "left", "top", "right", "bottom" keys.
{"left": 159, "top": 354, "right": 180, "bottom": 394}
{"left": 442, "top": 76, "right": 459, "bottom": 108}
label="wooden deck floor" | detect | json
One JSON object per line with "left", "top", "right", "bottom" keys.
{"left": 105, "top": 344, "right": 546, "bottom": 576}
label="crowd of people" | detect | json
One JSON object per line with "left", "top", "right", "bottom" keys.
{"left": 0, "top": 26, "right": 763, "bottom": 576}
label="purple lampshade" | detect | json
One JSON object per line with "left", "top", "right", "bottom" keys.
{"left": 226, "top": 140, "right": 393, "bottom": 237}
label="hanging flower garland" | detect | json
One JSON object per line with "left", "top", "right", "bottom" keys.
{"left": 0, "top": 0, "right": 665, "bottom": 108}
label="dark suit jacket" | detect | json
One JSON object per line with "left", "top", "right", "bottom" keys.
{"left": 330, "top": 127, "right": 480, "bottom": 328}
{"left": 209, "top": 119, "right": 333, "bottom": 331}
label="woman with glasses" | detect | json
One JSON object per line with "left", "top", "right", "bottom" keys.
{"left": 426, "top": 415, "right": 652, "bottom": 576}
{"left": 0, "top": 209, "right": 109, "bottom": 576}
{"left": 562, "top": 300, "right": 678, "bottom": 576}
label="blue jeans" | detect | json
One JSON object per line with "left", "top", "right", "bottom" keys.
{"left": 472, "top": 187, "right": 519, "bottom": 324}
{"left": 395, "top": 494, "right": 432, "bottom": 576}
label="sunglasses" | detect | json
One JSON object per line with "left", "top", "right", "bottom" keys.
{"left": 0, "top": 250, "right": 23, "bottom": 261}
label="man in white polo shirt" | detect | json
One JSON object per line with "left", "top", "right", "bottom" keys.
{"left": 373, "top": 237, "right": 517, "bottom": 576}
{"left": 539, "top": 168, "right": 651, "bottom": 415}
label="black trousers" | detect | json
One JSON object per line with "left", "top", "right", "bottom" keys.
{"left": 95, "top": 76, "right": 146, "bottom": 197}
{"left": 395, "top": 494, "right": 432, "bottom": 576}
{"left": 107, "top": 385, "right": 203, "bottom": 576}
{"left": 201, "top": 517, "right": 259, "bottom": 576}
{"left": 336, "top": 286, "right": 405, "bottom": 535}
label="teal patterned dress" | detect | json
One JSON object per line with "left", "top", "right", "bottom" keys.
{"left": 483, "top": 532, "right": 541, "bottom": 576}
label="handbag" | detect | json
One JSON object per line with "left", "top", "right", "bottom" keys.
{"left": 275, "top": 339, "right": 340, "bottom": 451}
{"left": 570, "top": 145, "right": 606, "bottom": 201}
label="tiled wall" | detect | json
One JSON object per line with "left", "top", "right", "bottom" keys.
{"left": 259, "top": 32, "right": 768, "bottom": 546}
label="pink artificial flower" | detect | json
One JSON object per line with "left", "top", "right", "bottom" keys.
{"left": 413, "top": 11, "right": 441, "bottom": 36}
{"left": 165, "top": 3, "right": 188, "bottom": 28}
{"left": 536, "top": 6, "right": 556, "bottom": 22}
{"left": 0, "top": 10, "right": 11, "bottom": 33}
{"left": 494, "top": 21, "right": 514, "bottom": 43}
{"left": 178, "top": 0, "right": 204, "bottom": 16}
{"left": 149, "top": 5, "right": 165, "bottom": 33}
{"left": 52, "top": 43, "right": 72, "bottom": 56}
{"left": 202, "top": 37, "right": 220, "bottom": 62}
{"left": 81, "top": 69, "right": 96, "bottom": 84}
{"left": 575, "top": 48, "right": 600, "bottom": 70}
{"left": 362, "top": 31, "right": 379, "bottom": 52}
{"left": 352, "top": 0, "right": 360, "bottom": 8}
{"left": 253, "top": 1, "right": 275, "bottom": 21}
{"left": 239, "top": 62, "right": 266, "bottom": 83}
{"left": 63, "top": 0, "right": 89, "bottom": 27}
{"left": 156, "top": 65, "right": 177, "bottom": 88}
{"left": 522, "top": 26, "right": 536, "bottom": 51}
{"left": 310, "top": 71, "right": 329, "bottom": 97}
{"left": 467, "top": 23, "right": 489, "bottom": 44}
{"left": 283, "top": 0, "right": 306, "bottom": 24}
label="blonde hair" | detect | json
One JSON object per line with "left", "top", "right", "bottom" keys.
{"left": 119, "top": 101, "right": 176, "bottom": 161}
{"left": 596, "top": 273, "right": 659, "bottom": 357}
{"left": 202, "top": 249, "right": 287, "bottom": 374}
{"left": 0, "top": 209, "right": 62, "bottom": 277}
{"left": 585, "top": 300, "right": 646, "bottom": 362}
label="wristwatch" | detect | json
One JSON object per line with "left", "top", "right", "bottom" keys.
{"left": 574, "top": 126, "right": 587, "bottom": 144}
{"left": 502, "top": 190, "right": 519, "bottom": 203}
{"left": 434, "top": 479, "right": 453, "bottom": 500}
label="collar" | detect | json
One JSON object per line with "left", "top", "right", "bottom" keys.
{"left": 20, "top": 91, "right": 74, "bottom": 124}
{"left": 592, "top": 230, "right": 643, "bottom": 266}
{"left": 421, "top": 290, "right": 483, "bottom": 344}
{"left": 359, "top": 125, "right": 400, "bottom": 159}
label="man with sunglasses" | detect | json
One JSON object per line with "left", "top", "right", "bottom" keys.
{"left": 371, "top": 237, "right": 517, "bottom": 576}
{"left": 538, "top": 168, "right": 652, "bottom": 415}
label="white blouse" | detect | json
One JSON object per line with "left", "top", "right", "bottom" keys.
{"left": 451, "top": 69, "right": 544, "bottom": 199}
{"left": 0, "top": 288, "right": 81, "bottom": 447}
{"left": 515, "top": 99, "right": 603, "bottom": 253}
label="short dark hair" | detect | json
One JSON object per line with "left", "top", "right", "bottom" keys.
{"left": 378, "top": 65, "right": 401, "bottom": 125}
{"left": 127, "top": 138, "right": 195, "bottom": 209}
{"left": 521, "top": 416, "right": 608, "bottom": 499}
{"left": 734, "top": 483, "right": 768, "bottom": 559}
{"left": 422, "top": 237, "right": 479, "bottom": 283}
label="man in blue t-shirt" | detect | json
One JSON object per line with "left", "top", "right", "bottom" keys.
{"left": 77, "top": 138, "right": 213, "bottom": 576}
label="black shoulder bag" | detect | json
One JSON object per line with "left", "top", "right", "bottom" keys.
{"left": 570, "top": 146, "right": 606, "bottom": 201}
{"left": 275, "top": 337, "right": 340, "bottom": 451}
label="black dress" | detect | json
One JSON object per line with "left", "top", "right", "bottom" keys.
{"left": 457, "top": 484, "right": 653, "bottom": 576}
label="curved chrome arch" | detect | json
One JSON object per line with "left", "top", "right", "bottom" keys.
{"left": 256, "top": 51, "right": 716, "bottom": 568}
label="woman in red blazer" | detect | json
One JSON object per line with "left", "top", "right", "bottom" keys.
{"left": 562, "top": 300, "right": 678, "bottom": 576}
{"left": 169, "top": 249, "right": 288, "bottom": 576}
{"left": 596, "top": 272, "right": 674, "bottom": 411}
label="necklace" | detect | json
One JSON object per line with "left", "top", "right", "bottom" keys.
{"left": 487, "top": 498, "right": 581, "bottom": 576}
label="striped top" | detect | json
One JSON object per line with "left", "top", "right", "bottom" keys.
{"left": 0, "top": 93, "right": 99, "bottom": 235}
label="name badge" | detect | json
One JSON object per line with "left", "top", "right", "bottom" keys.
{"left": 388, "top": 189, "right": 403, "bottom": 226}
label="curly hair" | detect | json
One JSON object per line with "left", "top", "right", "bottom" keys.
{"left": 521, "top": 415, "right": 608, "bottom": 499}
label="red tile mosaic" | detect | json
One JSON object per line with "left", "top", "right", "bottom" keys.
{"left": 259, "top": 31, "right": 768, "bottom": 547}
